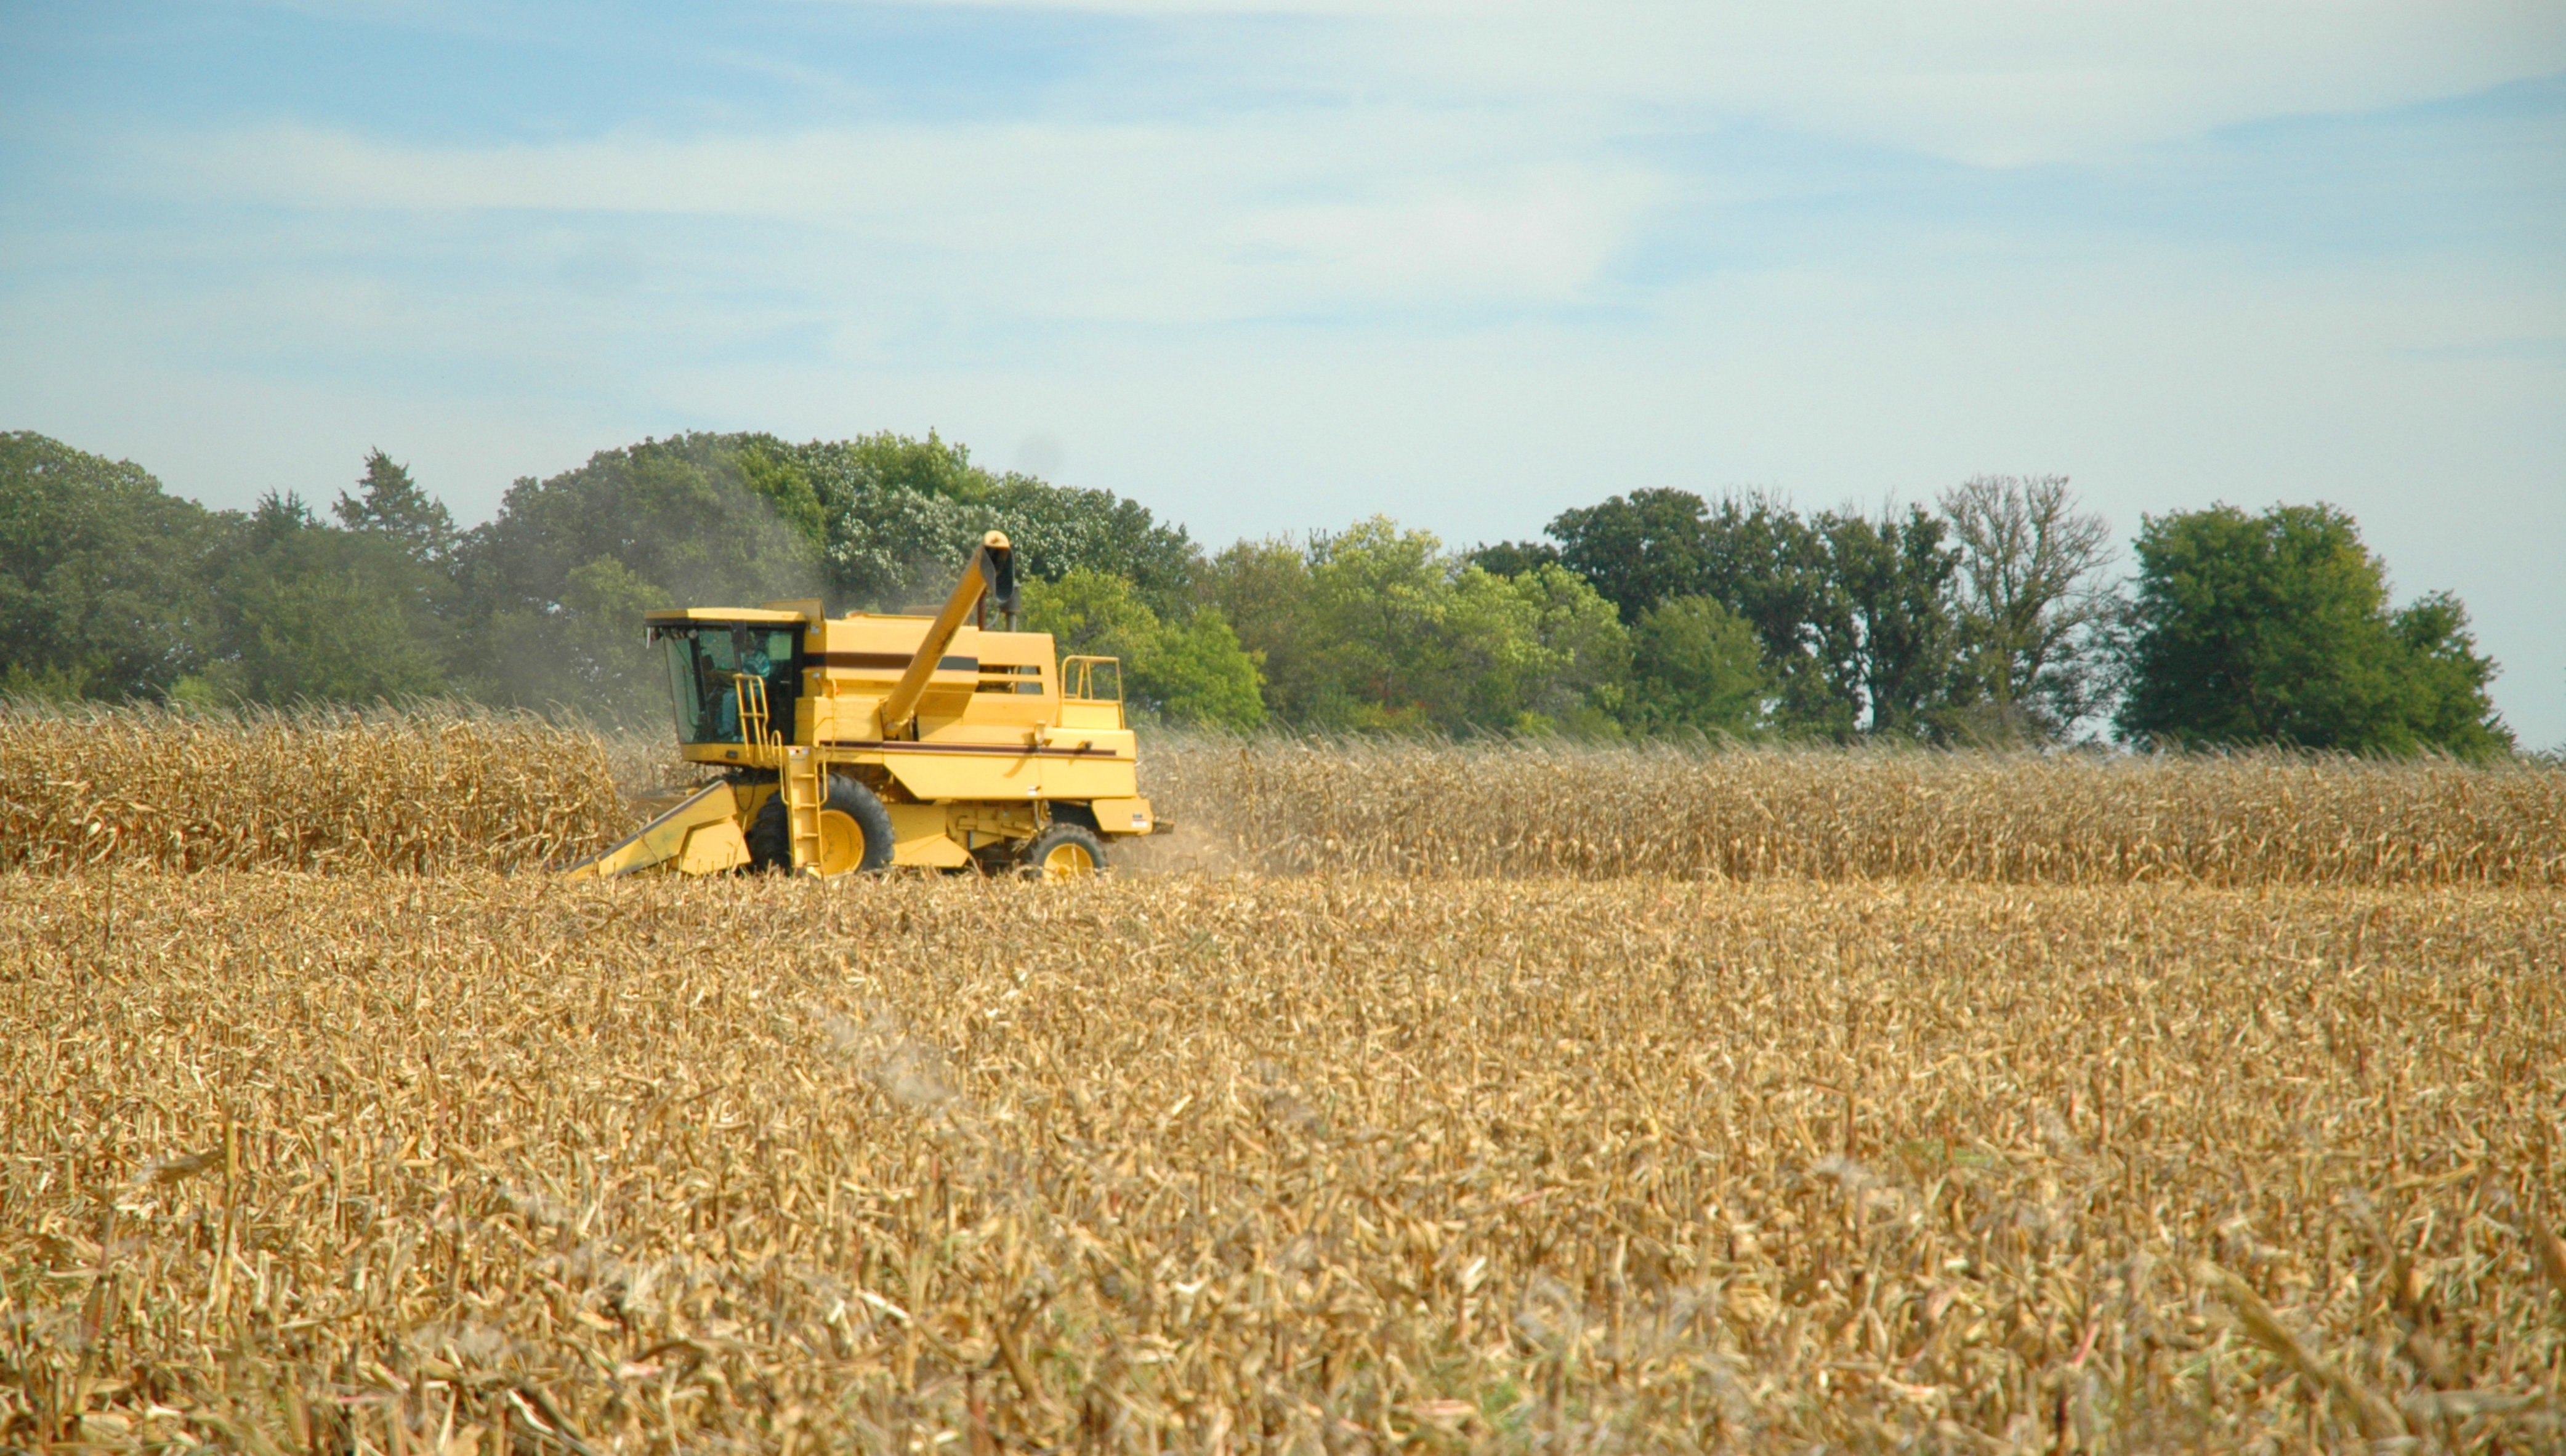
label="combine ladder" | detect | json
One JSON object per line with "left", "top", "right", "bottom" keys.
{"left": 780, "top": 745, "right": 826, "bottom": 875}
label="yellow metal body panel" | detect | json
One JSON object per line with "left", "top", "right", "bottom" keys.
{"left": 562, "top": 782, "right": 743, "bottom": 879}
{"left": 881, "top": 746, "right": 1043, "bottom": 801}
{"left": 949, "top": 802, "right": 1040, "bottom": 843}
{"left": 885, "top": 804, "right": 973, "bottom": 867}
{"left": 1030, "top": 756, "right": 1139, "bottom": 800}
{"left": 1087, "top": 796, "right": 1155, "bottom": 837}
{"left": 680, "top": 742, "right": 760, "bottom": 768}
{"left": 1037, "top": 728, "right": 1141, "bottom": 798}
{"left": 675, "top": 818, "right": 751, "bottom": 875}
{"left": 799, "top": 695, "right": 879, "bottom": 744}
{"left": 645, "top": 606, "right": 808, "bottom": 626}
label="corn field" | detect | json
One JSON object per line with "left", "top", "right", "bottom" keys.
{"left": 1142, "top": 736, "right": 2566, "bottom": 885}
{"left": 4, "top": 872, "right": 2561, "bottom": 1454}
{"left": 0, "top": 704, "right": 626, "bottom": 874}
{"left": 10, "top": 709, "right": 2563, "bottom": 885}
{"left": 5, "top": 710, "right": 2562, "bottom": 1452}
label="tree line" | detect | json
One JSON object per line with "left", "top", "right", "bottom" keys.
{"left": 0, "top": 428, "right": 2514, "bottom": 755}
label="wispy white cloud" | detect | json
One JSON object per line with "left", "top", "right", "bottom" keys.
{"left": 139, "top": 111, "right": 1672, "bottom": 320}
{"left": 897, "top": 0, "right": 2566, "bottom": 163}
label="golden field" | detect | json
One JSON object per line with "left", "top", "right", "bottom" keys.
{"left": 4, "top": 870, "right": 2562, "bottom": 1454}
{"left": 1143, "top": 736, "right": 2566, "bottom": 886}
{"left": 8, "top": 706, "right": 2562, "bottom": 885}
{"left": 0, "top": 706, "right": 624, "bottom": 874}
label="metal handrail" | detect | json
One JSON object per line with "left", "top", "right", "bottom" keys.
{"left": 1062, "top": 656, "right": 1123, "bottom": 703}
{"left": 733, "top": 673, "right": 772, "bottom": 747}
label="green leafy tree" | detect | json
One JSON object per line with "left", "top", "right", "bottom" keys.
{"left": 1693, "top": 495, "right": 1840, "bottom": 731}
{"left": 1472, "top": 562, "right": 1631, "bottom": 734}
{"left": 206, "top": 491, "right": 450, "bottom": 703}
{"left": 460, "top": 435, "right": 821, "bottom": 616}
{"left": 1022, "top": 568, "right": 1265, "bottom": 730}
{"left": 1545, "top": 489, "right": 1851, "bottom": 733}
{"left": 334, "top": 449, "right": 457, "bottom": 566}
{"left": 978, "top": 472, "right": 1199, "bottom": 616}
{"left": 1629, "top": 596, "right": 1772, "bottom": 734}
{"left": 2387, "top": 592, "right": 2510, "bottom": 756}
{"left": 445, "top": 428, "right": 1192, "bottom": 725}
{"left": 1810, "top": 505, "right": 1960, "bottom": 741}
{"left": 1261, "top": 519, "right": 1630, "bottom": 734}
{"left": 1140, "top": 608, "right": 1267, "bottom": 732}
{"left": 1303, "top": 518, "right": 1453, "bottom": 728}
{"left": 1547, "top": 488, "right": 1716, "bottom": 623}
{"left": 732, "top": 440, "right": 829, "bottom": 555}
{"left": 452, "top": 435, "right": 820, "bottom": 721}
{"left": 1023, "top": 566, "right": 1161, "bottom": 662}
{"left": 752, "top": 432, "right": 1197, "bottom": 614}
{"left": 1195, "top": 537, "right": 1317, "bottom": 721}
{"left": 470, "top": 557, "right": 674, "bottom": 728}
{"left": 1465, "top": 539, "right": 1559, "bottom": 578}
{"left": 1441, "top": 566, "right": 1557, "bottom": 730}
{"left": 2117, "top": 502, "right": 2510, "bottom": 755}
{"left": 0, "top": 432, "right": 227, "bottom": 700}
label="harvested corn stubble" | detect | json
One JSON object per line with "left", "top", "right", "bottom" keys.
{"left": 2, "top": 871, "right": 2559, "bottom": 1454}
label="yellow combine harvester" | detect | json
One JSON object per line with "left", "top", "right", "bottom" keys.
{"left": 567, "top": 531, "right": 1159, "bottom": 880}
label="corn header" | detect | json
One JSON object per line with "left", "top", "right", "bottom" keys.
{"left": 567, "top": 531, "right": 1160, "bottom": 880}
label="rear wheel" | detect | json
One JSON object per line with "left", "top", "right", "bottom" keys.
{"left": 1019, "top": 823, "right": 1107, "bottom": 880}
{"left": 748, "top": 776, "right": 897, "bottom": 875}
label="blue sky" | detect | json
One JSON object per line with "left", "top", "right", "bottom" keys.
{"left": 4, "top": 0, "right": 2562, "bottom": 743}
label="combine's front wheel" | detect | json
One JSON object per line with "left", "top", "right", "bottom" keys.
{"left": 749, "top": 777, "right": 895, "bottom": 875}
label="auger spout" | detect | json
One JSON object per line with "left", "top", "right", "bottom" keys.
{"left": 878, "top": 530, "right": 1017, "bottom": 741}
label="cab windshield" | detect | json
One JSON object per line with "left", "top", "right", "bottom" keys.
{"left": 656, "top": 623, "right": 800, "bottom": 744}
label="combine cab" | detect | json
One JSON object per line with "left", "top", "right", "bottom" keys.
{"left": 567, "top": 531, "right": 1161, "bottom": 880}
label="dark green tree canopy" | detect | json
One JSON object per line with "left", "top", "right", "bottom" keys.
{"left": 1543, "top": 489, "right": 1963, "bottom": 739}
{"left": 1547, "top": 488, "right": 1716, "bottom": 624}
{"left": 736, "top": 433, "right": 1199, "bottom": 615}
{"left": 1629, "top": 596, "right": 1771, "bottom": 734}
{"left": 1465, "top": 539, "right": 1559, "bottom": 579}
{"left": 448, "top": 434, "right": 822, "bottom": 721}
{"left": 1022, "top": 568, "right": 1265, "bottom": 731}
{"left": 1196, "top": 536, "right": 1318, "bottom": 721}
{"left": 1809, "top": 505, "right": 1959, "bottom": 741}
{"left": 335, "top": 449, "right": 457, "bottom": 566}
{"left": 440, "top": 430, "right": 1202, "bottom": 722}
{"left": 459, "top": 434, "right": 823, "bottom": 622}
{"left": 206, "top": 490, "right": 449, "bottom": 704}
{"left": 2118, "top": 502, "right": 2509, "bottom": 755}
{"left": 0, "top": 432, "right": 227, "bottom": 699}
{"left": 6, "top": 427, "right": 2520, "bottom": 754}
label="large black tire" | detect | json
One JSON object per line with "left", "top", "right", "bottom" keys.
{"left": 1019, "top": 822, "right": 1108, "bottom": 880}
{"left": 748, "top": 776, "right": 897, "bottom": 875}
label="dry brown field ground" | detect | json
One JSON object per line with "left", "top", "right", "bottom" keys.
{"left": 3, "top": 709, "right": 2564, "bottom": 1454}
